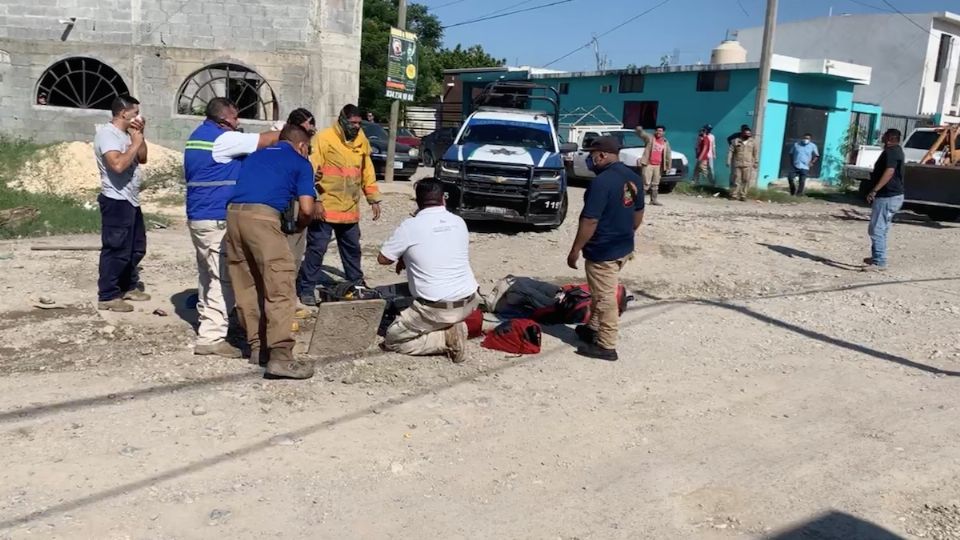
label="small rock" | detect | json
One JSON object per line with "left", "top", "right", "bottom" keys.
{"left": 390, "top": 462, "right": 404, "bottom": 474}
{"left": 209, "top": 509, "right": 231, "bottom": 524}
{"left": 191, "top": 406, "right": 207, "bottom": 417}
{"left": 38, "top": 296, "right": 55, "bottom": 305}
{"left": 153, "top": 308, "right": 168, "bottom": 317}
{"left": 99, "top": 325, "right": 116, "bottom": 336}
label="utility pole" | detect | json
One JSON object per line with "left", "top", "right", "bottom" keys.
{"left": 384, "top": 0, "right": 407, "bottom": 183}
{"left": 753, "top": 0, "right": 778, "bottom": 169}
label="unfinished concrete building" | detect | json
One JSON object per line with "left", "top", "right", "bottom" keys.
{"left": 0, "top": 0, "right": 363, "bottom": 147}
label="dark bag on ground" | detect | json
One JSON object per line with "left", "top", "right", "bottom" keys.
{"left": 532, "top": 283, "right": 631, "bottom": 325}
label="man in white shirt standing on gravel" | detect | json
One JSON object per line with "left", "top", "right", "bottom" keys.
{"left": 378, "top": 178, "right": 480, "bottom": 363}
{"left": 94, "top": 95, "right": 150, "bottom": 313}
{"left": 183, "top": 98, "right": 280, "bottom": 358}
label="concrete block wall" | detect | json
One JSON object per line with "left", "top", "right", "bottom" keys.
{"left": 0, "top": 0, "right": 363, "bottom": 149}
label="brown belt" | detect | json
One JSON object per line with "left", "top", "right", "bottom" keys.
{"left": 417, "top": 293, "right": 477, "bottom": 309}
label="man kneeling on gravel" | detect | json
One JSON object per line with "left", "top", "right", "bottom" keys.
{"left": 377, "top": 179, "right": 480, "bottom": 363}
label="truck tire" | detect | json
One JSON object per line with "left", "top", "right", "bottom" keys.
{"left": 658, "top": 182, "right": 677, "bottom": 194}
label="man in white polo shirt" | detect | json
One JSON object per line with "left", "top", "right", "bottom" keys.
{"left": 378, "top": 178, "right": 480, "bottom": 363}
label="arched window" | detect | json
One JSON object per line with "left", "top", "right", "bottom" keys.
{"left": 176, "top": 63, "right": 279, "bottom": 121}
{"left": 37, "top": 57, "right": 129, "bottom": 110}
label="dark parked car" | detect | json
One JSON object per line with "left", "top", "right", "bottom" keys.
{"left": 396, "top": 127, "right": 421, "bottom": 149}
{"left": 419, "top": 126, "right": 459, "bottom": 167}
{"left": 362, "top": 121, "right": 419, "bottom": 180}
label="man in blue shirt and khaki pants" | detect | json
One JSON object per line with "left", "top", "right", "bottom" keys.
{"left": 567, "top": 136, "right": 645, "bottom": 362}
{"left": 226, "top": 124, "right": 317, "bottom": 380}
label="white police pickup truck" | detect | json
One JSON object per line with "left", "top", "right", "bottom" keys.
{"left": 562, "top": 125, "right": 689, "bottom": 193}
{"left": 435, "top": 82, "right": 577, "bottom": 229}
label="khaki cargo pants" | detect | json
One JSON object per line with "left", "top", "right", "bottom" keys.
{"left": 585, "top": 255, "right": 630, "bottom": 349}
{"left": 384, "top": 295, "right": 480, "bottom": 356}
{"left": 730, "top": 166, "right": 754, "bottom": 199}
{"left": 225, "top": 204, "right": 297, "bottom": 362}
{"left": 641, "top": 165, "right": 662, "bottom": 193}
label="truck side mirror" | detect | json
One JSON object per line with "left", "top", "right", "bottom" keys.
{"left": 559, "top": 142, "right": 578, "bottom": 154}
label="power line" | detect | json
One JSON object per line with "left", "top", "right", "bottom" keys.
{"left": 844, "top": 0, "right": 893, "bottom": 12}
{"left": 542, "top": 0, "right": 674, "bottom": 68}
{"left": 441, "top": 0, "right": 573, "bottom": 29}
{"left": 736, "top": 0, "right": 749, "bottom": 17}
{"left": 431, "top": 0, "right": 471, "bottom": 9}
{"left": 879, "top": 0, "right": 933, "bottom": 36}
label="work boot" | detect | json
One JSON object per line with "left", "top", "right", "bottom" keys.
{"left": 299, "top": 294, "right": 318, "bottom": 307}
{"left": 650, "top": 190, "right": 663, "bottom": 206}
{"left": 194, "top": 340, "right": 242, "bottom": 358}
{"left": 576, "top": 343, "right": 619, "bottom": 362}
{"left": 123, "top": 290, "right": 151, "bottom": 302}
{"left": 861, "top": 264, "right": 887, "bottom": 273}
{"left": 265, "top": 357, "right": 315, "bottom": 380}
{"left": 444, "top": 323, "right": 468, "bottom": 364}
{"left": 97, "top": 298, "right": 134, "bottom": 313}
{"left": 575, "top": 325, "right": 598, "bottom": 345}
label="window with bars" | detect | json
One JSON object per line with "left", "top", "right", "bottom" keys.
{"left": 176, "top": 63, "right": 279, "bottom": 120}
{"left": 36, "top": 57, "right": 130, "bottom": 110}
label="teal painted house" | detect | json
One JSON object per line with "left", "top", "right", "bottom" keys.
{"left": 448, "top": 56, "right": 875, "bottom": 189}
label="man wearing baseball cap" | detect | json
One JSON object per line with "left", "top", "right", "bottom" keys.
{"left": 566, "top": 136, "right": 645, "bottom": 361}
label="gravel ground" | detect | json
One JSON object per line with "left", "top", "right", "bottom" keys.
{"left": 1, "top": 170, "right": 959, "bottom": 539}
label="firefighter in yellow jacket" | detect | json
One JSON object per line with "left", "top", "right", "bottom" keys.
{"left": 296, "top": 104, "right": 383, "bottom": 306}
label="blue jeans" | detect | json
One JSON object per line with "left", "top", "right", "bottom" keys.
{"left": 296, "top": 221, "right": 363, "bottom": 297}
{"left": 868, "top": 194, "right": 904, "bottom": 267}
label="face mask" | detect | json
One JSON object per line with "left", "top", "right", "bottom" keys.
{"left": 801, "top": 140, "right": 810, "bottom": 145}
{"left": 339, "top": 115, "right": 360, "bottom": 141}
{"left": 586, "top": 155, "right": 598, "bottom": 173}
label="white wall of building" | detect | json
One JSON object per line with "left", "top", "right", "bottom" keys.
{"left": 737, "top": 12, "right": 960, "bottom": 117}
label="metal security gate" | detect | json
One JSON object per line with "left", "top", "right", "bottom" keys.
{"left": 879, "top": 113, "right": 933, "bottom": 139}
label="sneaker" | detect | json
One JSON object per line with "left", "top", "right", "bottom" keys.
{"left": 265, "top": 359, "right": 315, "bottom": 380}
{"left": 299, "top": 294, "right": 318, "bottom": 307}
{"left": 123, "top": 290, "right": 151, "bottom": 302}
{"left": 861, "top": 264, "right": 887, "bottom": 273}
{"left": 194, "top": 341, "right": 242, "bottom": 358}
{"left": 97, "top": 298, "right": 134, "bottom": 312}
{"left": 575, "top": 325, "right": 598, "bottom": 345}
{"left": 444, "top": 323, "right": 468, "bottom": 364}
{"left": 576, "top": 343, "right": 619, "bottom": 362}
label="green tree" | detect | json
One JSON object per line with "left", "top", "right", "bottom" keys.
{"left": 359, "top": 0, "right": 504, "bottom": 121}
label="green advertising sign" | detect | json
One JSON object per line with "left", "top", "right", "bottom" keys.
{"left": 385, "top": 27, "right": 418, "bottom": 102}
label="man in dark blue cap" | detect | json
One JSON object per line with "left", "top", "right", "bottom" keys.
{"left": 566, "top": 136, "right": 645, "bottom": 361}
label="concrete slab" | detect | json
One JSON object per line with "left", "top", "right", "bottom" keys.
{"left": 308, "top": 299, "right": 387, "bottom": 357}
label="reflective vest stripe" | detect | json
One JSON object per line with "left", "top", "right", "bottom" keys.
{"left": 323, "top": 209, "right": 361, "bottom": 222}
{"left": 185, "top": 141, "right": 215, "bottom": 150}
{"left": 363, "top": 184, "right": 379, "bottom": 196}
{"left": 320, "top": 165, "right": 362, "bottom": 177}
{"left": 185, "top": 180, "right": 237, "bottom": 187}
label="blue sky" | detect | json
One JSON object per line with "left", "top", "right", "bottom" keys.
{"left": 430, "top": 0, "right": 957, "bottom": 71}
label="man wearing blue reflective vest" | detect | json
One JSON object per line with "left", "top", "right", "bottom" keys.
{"left": 183, "top": 98, "right": 280, "bottom": 358}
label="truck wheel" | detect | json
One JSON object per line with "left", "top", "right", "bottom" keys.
{"left": 658, "top": 182, "right": 677, "bottom": 194}
{"left": 543, "top": 194, "right": 568, "bottom": 231}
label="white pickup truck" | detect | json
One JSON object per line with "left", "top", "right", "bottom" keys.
{"left": 560, "top": 125, "right": 689, "bottom": 193}
{"left": 844, "top": 127, "right": 950, "bottom": 181}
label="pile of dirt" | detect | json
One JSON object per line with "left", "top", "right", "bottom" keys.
{"left": 9, "top": 138, "right": 183, "bottom": 200}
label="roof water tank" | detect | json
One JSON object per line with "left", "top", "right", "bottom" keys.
{"left": 711, "top": 40, "right": 748, "bottom": 65}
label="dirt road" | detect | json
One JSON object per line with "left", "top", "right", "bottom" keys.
{"left": 1, "top": 184, "right": 959, "bottom": 539}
